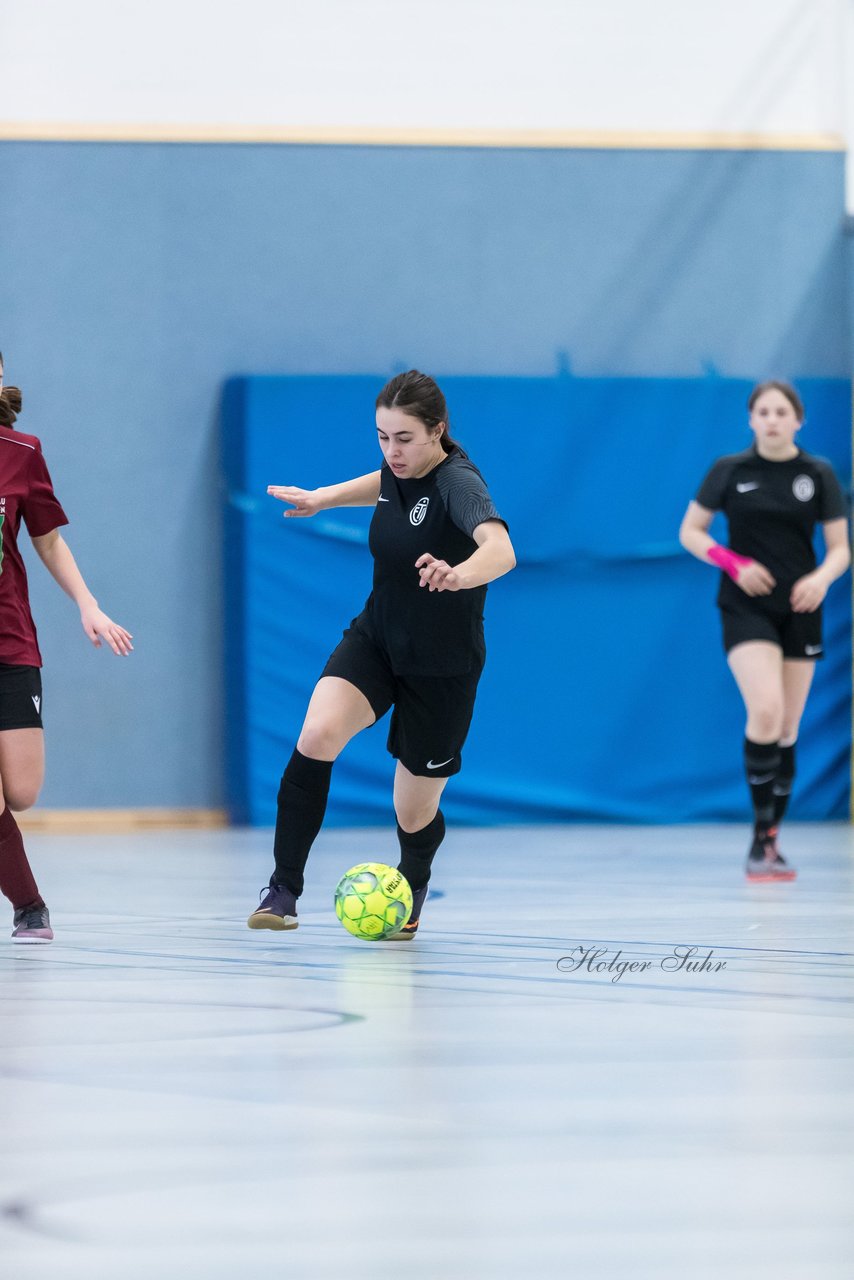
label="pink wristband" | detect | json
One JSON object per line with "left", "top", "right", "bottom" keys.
{"left": 708, "top": 544, "right": 752, "bottom": 582}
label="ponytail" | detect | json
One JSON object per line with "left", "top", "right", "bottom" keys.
{"left": 0, "top": 386, "right": 22, "bottom": 428}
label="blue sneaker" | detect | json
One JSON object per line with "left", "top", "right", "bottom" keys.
{"left": 383, "top": 884, "right": 428, "bottom": 941}
{"left": 12, "top": 902, "right": 53, "bottom": 944}
{"left": 247, "top": 881, "right": 298, "bottom": 931}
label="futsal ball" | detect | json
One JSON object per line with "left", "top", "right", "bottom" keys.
{"left": 334, "top": 863, "right": 413, "bottom": 940}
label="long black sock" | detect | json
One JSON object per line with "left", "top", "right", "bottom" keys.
{"left": 397, "top": 811, "right": 446, "bottom": 894}
{"left": 772, "top": 741, "right": 796, "bottom": 826}
{"left": 744, "top": 738, "right": 781, "bottom": 834}
{"left": 272, "top": 749, "right": 333, "bottom": 897}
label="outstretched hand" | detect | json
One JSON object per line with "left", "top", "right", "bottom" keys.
{"left": 267, "top": 485, "right": 322, "bottom": 518}
{"left": 416, "top": 553, "right": 462, "bottom": 592}
{"left": 80, "top": 604, "right": 133, "bottom": 655}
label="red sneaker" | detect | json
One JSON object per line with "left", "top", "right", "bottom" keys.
{"left": 746, "top": 828, "right": 797, "bottom": 883}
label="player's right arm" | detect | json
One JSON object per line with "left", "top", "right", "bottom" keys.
{"left": 678, "top": 500, "right": 718, "bottom": 563}
{"left": 679, "top": 500, "right": 775, "bottom": 597}
{"left": 267, "top": 470, "right": 382, "bottom": 517}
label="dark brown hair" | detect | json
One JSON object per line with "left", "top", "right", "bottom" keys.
{"left": 747, "top": 380, "right": 805, "bottom": 422}
{"left": 375, "top": 370, "right": 464, "bottom": 456}
{"left": 0, "top": 352, "right": 22, "bottom": 427}
{"left": 0, "top": 387, "right": 22, "bottom": 427}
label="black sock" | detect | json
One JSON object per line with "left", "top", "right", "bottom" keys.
{"left": 744, "top": 738, "right": 781, "bottom": 834}
{"left": 397, "top": 811, "right": 446, "bottom": 894}
{"left": 272, "top": 749, "right": 333, "bottom": 897}
{"left": 772, "top": 742, "right": 796, "bottom": 826}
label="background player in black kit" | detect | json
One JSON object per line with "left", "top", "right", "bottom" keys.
{"left": 247, "top": 370, "right": 515, "bottom": 937}
{"left": 680, "top": 381, "right": 849, "bottom": 881}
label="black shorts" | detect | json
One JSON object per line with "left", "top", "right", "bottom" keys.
{"left": 0, "top": 664, "right": 43, "bottom": 730}
{"left": 320, "top": 625, "right": 484, "bottom": 778}
{"left": 720, "top": 603, "right": 823, "bottom": 660}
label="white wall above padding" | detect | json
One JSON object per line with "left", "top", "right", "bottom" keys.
{"left": 0, "top": 0, "right": 849, "bottom": 139}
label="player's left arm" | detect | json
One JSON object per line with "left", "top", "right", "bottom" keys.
{"left": 416, "top": 520, "right": 516, "bottom": 593}
{"left": 30, "top": 528, "right": 134, "bottom": 654}
{"left": 790, "top": 518, "right": 851, "bottom": 613}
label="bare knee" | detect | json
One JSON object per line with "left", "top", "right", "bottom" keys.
{"left": 395, "top": 802, "right": 440, "bottom": 833}
{"left": 297, "top": 718, "right": 348, "bottom": 761}
{"left": 748, "top": 711, "right": 781, "bottom": 741}
{"left": 747, "top": 703, "right": 783, "bottom": 742}
{"left": 4, "top": 783, "right": 41, "bottom": 812}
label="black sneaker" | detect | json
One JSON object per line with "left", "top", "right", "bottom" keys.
{"left": 247, "top": 881, "right": 298, "bottom": 930}
{"left": 746, "top": 827, "right": 797, "bottom": 883}
{"left": 12, "top": 902, "right": 54, "bottom": 944}
{"left": 383, "top": 884, "right": 429, "bottom": 941}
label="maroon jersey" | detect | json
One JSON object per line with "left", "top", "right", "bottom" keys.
{"left": 0, "top": 426, "right": 69, "bottom": 666}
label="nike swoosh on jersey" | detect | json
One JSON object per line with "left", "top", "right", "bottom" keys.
{"left": 378, "top": 497, "right": 390, "bottom": 502}
{"left": 426, "top": 758, "right": 454, "bottom": 769}
{"left": 736, "top": 482, "right": 759, "bottom": 492}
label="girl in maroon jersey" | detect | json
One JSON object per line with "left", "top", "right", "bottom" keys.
{"left": 0, "top": 353, "right": 133, "bottom": 942}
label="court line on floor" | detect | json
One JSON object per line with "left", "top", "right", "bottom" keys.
{"left": 4, "top": 943, "right": 853, "bottom": 1012}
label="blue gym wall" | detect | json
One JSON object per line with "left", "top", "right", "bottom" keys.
{"left": 1, "top": 142, "right": 850, "bottom": 812}
{"left": 223, "top": 372, "right": 850, "bottom": 826}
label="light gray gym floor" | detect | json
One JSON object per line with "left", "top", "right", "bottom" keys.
{"left": 1, "top": 823, "right": 852, "bottom": 1280}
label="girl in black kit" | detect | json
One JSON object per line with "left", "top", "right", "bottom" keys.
{"left": 680, "top": 381, "right": 849, "bottom": 881}
{"left": 247, "top": 370, "right": 515, "bottom": 936}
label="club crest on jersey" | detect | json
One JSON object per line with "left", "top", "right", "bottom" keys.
{"left": 793, "top": 475, "right": 815, "bottom": 502}
{"left": 409, "top": 497, "right": 429, "bottom": 526}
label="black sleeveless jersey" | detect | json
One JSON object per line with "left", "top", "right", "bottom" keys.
{"left": 695, "top": 445, "right": 847, "bottom": 610}
{"left": 354, "top": 446, "right": 506, "bottom": 676}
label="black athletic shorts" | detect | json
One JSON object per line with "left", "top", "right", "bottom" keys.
{"left": 320, "top": 624, "right": 484, "bottom": 778}
{"left": 0, "top": 664, "right": 43, "bottom": 730}
{"left": 720, "top": 602, "right": 823, "bottom": 660}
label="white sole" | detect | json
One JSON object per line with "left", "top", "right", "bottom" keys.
{"left": 247, "top": 914, "right": 298, "bottom": 931}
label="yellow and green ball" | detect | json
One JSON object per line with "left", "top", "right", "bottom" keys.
{"left": 334, "top": 863, "right": 413, "bottom": 940}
